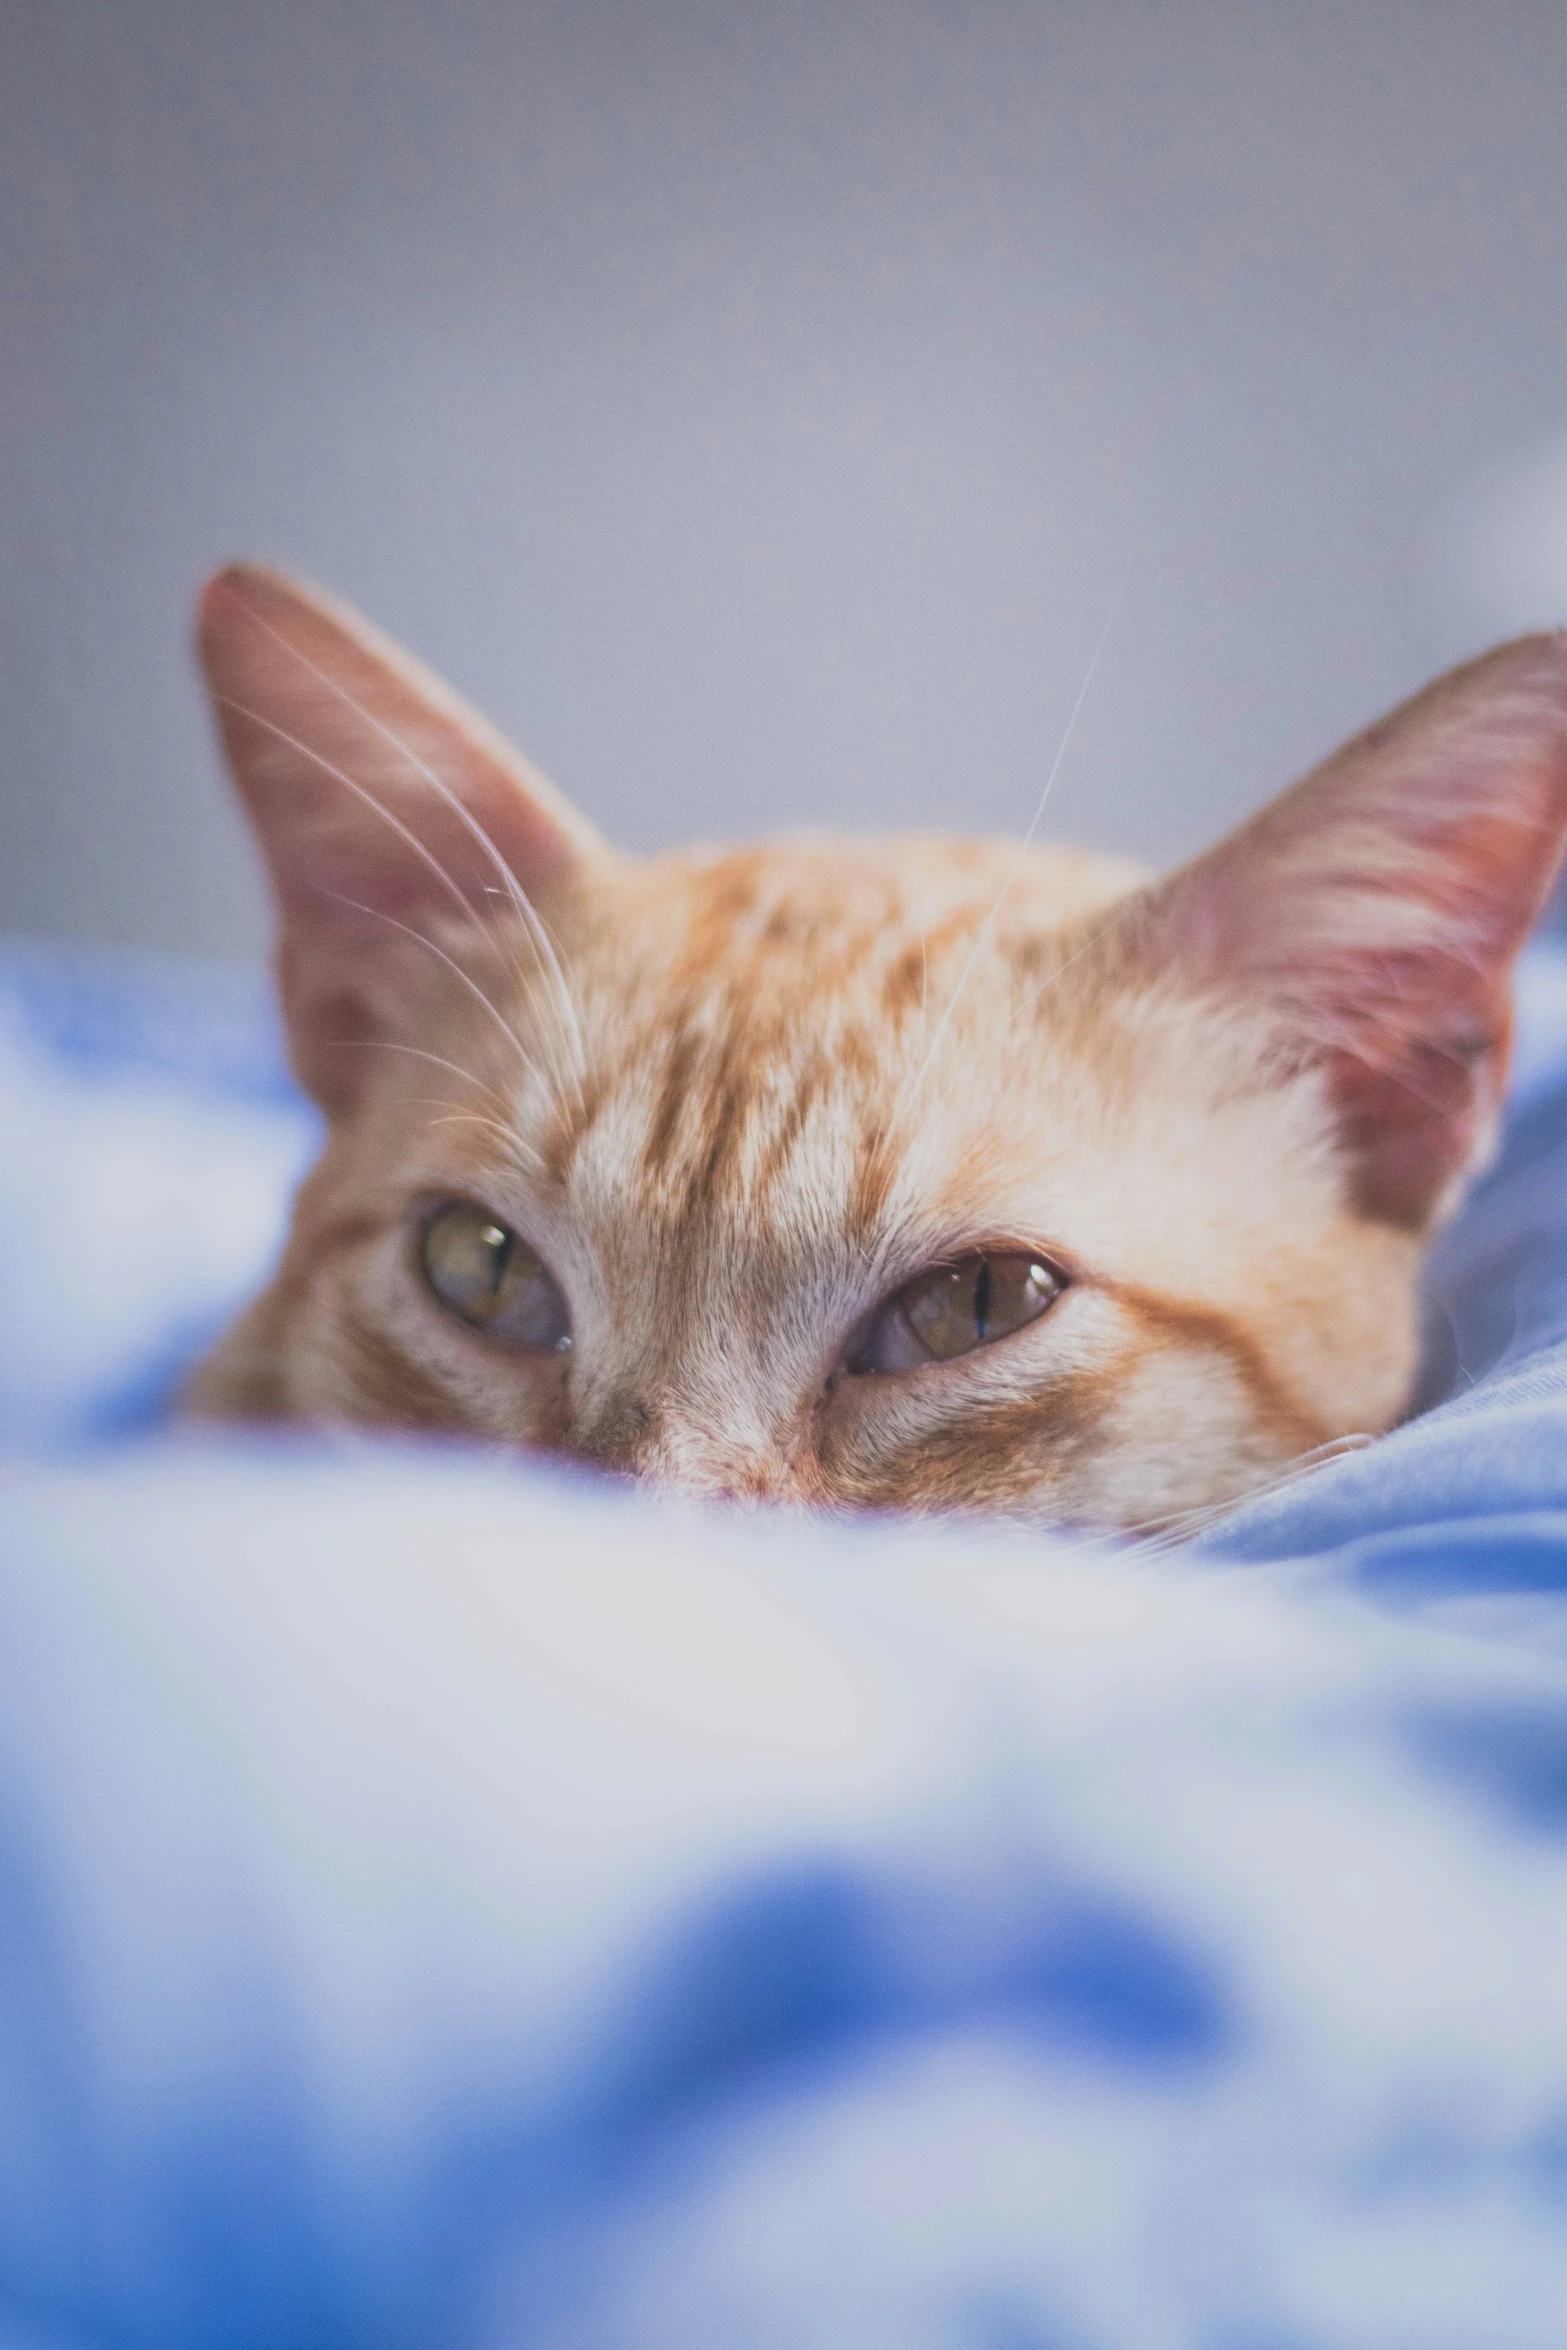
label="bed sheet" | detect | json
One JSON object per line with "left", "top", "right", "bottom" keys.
{"left": 1, "top": 938, "right": 1565, "bottom": 2348}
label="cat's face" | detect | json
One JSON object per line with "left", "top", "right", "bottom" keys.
{"left": 189, "top": 567, "right": 1567, "bottom": 1528}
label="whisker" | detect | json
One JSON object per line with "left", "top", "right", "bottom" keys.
{"left": 221, "top": 689, "right": 582, "bottom": 1114}
{"left": 219, "top": 589, "right": 589, "bottom": 1109}
{"left": 1020, "top": 899, "right": 1133, "bottom": 1019}
{"left": 336, "top": 1039, "right": 515, "bottom": 1117}
{"left": 490, "top": 932, "right": 585, "bottom": 1114}
{"left": 424, "top": 1110, "right": 545, "bottom": 1171}
{"left": 467, "top": 887, "right": 578, "bottom": 1117}
{"left": 498, "top": 890, "right": 589, "bottom": 1115}
{"left": 1141, "top": 1432, "right": 1376, "bottom": 1532}
{"left": 893, "top": 561, "right": 1129, "bottom": 1125}
{"left": 1120, "top": 1432, "right": 1376, "bottom": 1549}
{"left": 215, "top": 698, "right": 486, "bottom": 935}
{"left": 222, "top": 694, "right": 588, "bottom": 1097}
{"left": 324, "top": 891, "right": 545, "bottom": 1088}
{"left": 1125, "top": 1460, "right": 1341, "bottom": 1546}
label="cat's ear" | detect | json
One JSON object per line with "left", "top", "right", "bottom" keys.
{"left": 1123, "top": 633, "right": 1567, "bottom": 1225}
{"left": 197, "top": 562, "right": 611, "bottom": 1110}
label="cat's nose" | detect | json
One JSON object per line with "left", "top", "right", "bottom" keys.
{"left": 630, "top": 1438, "right": 787, "bottom": 1505}
{"left": 569, "top": 1390, "right": 656, "bottom": 1475}
{"left": 567, "top": 1386, "right": 800, "bottom": 1502}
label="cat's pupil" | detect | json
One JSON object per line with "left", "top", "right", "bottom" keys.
{"left": 482, "top": 1224, "right": 513, "bottom": 1295}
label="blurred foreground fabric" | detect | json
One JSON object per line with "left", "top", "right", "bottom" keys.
{"left": 1, "top": 939, "right": 1567, "bottom": 2348}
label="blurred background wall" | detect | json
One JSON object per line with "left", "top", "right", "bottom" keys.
{"left": 1, "top": 0, "right": 1565, "bottom": 961}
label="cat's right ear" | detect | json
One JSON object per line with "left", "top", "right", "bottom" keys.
{"left": 197, "top": 563, "right": 611, "bottom": 1111}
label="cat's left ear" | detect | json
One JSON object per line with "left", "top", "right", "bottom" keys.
{"left": 197, "top": 563, "right": 612, "bottom": 1109}
{"left": 1120, "top": 633, "right": 1567, "bottom": 1226}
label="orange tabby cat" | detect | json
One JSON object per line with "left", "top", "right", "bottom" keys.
{"left": 187, "top": 564, "right": 1567, "bottom": 1526}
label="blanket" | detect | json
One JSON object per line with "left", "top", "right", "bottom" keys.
{"left": 1, "top": 937, "right": 1566, "bottom": 2348}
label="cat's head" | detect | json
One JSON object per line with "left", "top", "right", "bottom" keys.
{"left": 189, "top": 565, "right": 1567, "bottom": 1527}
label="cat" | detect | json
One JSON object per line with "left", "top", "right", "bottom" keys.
{"left": 186, "top": 564, "right": 1567, "bottom": 1528}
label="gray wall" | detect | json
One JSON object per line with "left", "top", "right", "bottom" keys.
{"left": 2, "top": 0, "right": 1566, "bottom": 961}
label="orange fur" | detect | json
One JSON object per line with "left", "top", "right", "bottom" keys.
{"left": 186, "top": 567, "right": 1567, "bottom": 1526}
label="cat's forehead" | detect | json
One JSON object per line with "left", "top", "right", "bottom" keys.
{"left": 529, "top": 833, "right": 1150, "bottom": 1256}
{"left": 572, "top": 833, "right": 1146, "bottom": 1008}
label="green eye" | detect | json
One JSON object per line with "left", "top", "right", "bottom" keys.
{"left": 848, "top": 1253, "right": 1064, "bottom": 1375}
{"left": 420, "top": 1202, "right": 571, "bottom": 1352}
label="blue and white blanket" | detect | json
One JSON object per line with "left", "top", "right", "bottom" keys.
{"left": 2, "top": 937, "right": 1566, "bottom": 2349}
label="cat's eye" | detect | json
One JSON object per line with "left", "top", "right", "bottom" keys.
{"left": 420, "top": 1202, "right": 571, "bottom": 1352}
{"left": 847, "top": 1252, "right": 1064, "bottom": 1375}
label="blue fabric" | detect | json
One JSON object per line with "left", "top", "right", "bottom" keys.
{"left": 1, "top": 937, "right": 1566, "bottom": 2348}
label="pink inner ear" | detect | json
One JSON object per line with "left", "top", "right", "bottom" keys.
{"left": 196, "top": 563, "right": 612, "bottom": 1113}
{"left": 211, "top": 690, "right": 574, "bottom": 934}
{"left": 199, "top": 565, "right": 606, "bottom": 924}
{"left": 1135, "top": 636, "right": 1567, "bottom": 1226}
{"left": 1331, "top": 1011, "right": 1514, "bottom": 1226}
